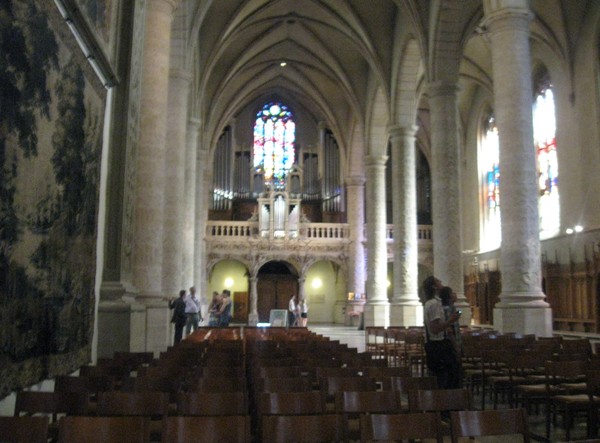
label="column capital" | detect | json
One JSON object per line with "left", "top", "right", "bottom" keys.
{"left": 346, "top": 175, "right": 366, "bottom": 187}
{"left": 484, "top": 5, "right": 532, "bottom": 33}
{"left": 148, "top": 0, "right": 178, "bottom": 15}
{"left": 427, "top": 81, "right": 459, "bottom": 99}
{"left": 365, "top": 154, "right": 388, "bottom": 168}
{"left": 387, "top": 124, "right": 419, "bottom": 140}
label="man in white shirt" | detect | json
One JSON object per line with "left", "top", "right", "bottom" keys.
{"left": 184, "top": 286, "right": 202, "bottom": 336}
{"left": 422, "top": 276, "right": 461, "bottom": 389}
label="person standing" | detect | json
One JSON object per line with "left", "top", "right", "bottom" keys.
{"left": 422, "top": 276, "right": 461, "bottom": 389}
{"left": 184, "top": 286, "right": 202, "bottom": 336}
{"left": 299, "top": 298, "right": 308, "bottom": 327}
{"left": 169, "top": 290, "right": 187, "bottom": 344}
{"left": 288, "top": 295, "right": 298, "bottom": 327}
{"left": 207, "top": 291, "right": 221, "bottom": 326}
{"left": 218, "top": 289, "right": 232, "bottom": 327}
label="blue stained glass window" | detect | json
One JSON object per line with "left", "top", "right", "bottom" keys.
{"left": 253, "top": 102, "right": 295, "bottom": 188}
{"left": 533, "top": 85, "right": 559, "bottom": 237}
{"left": 480, "top": 113, "right": 501, "bottom": 252}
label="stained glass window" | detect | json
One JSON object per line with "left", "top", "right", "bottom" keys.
{"left": 480, "top": 113, "right": 501, "bottom": 251}
{"left": 253, "top": 102, "right": 295, "bottom": 189}
{"left": 533, "top": 84, "right": 559, "bottom": 237}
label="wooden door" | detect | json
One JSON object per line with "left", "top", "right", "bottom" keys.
{"left": 232, "top": 292, "right": 248, "bottom": 323}
{"left": 257, "top": 276, "right": 297, "bottom": 323}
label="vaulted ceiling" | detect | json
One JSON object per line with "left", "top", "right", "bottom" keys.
{"left": 182, "top": 0, "right": 592, "bottom": 161}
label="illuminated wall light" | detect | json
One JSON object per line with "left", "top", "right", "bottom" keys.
{"left": 574, "top": 225, "right": 584, "bottom": 233}
{"left": 566, "top": 228, "right": 574, "bottom": 235}
{"left": 311, "top": 278, "right": 322, "bottom": 289}
{"left": 224, "top": 277, "right": 234, "bottom": 288}
{"left": 280, "top": 61, "right": 287, "bottom": 67}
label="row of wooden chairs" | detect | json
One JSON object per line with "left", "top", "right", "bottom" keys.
{"left": 0, "top": 408, "right": 532, "bottom": 442}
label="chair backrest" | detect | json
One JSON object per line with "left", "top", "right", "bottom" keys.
{"left": 201, "top": 365, "right": 245, "bottom": 378}
{"left": 258, "top": 391, "right": 325, "bottom": 416}
{"left": 191, "top": 376, "right": 247, "bottom": 392}
{"left": 0, "top": 416, "right": 49, "bottom": 443}
{"left": 359, "top": 412, "right": 443, "bottom": 442}
{"left": 55, "top": 375, "right": 115, "bottom": 395}
{"left": 335, "top": 390, "right": 402, "bottom": 414}
{"left": 162, "top": 416, "right": 251, "bottom": 443}
{"left": 450, "top": 408, "right": 530, "bottom": 443}
{"left": 408, "top": 388, "right": 472, "bottom": 412}
{"left": 256, "top": 365, "right": 302, "bottom": 379}
{"left": 176, "top": 391, "right": 248, "bottom": 415}
{"left": 388, "top": 376, "right": 437, "bottom": 393}
{"left": 256, "top": 376, "right": 313, "bottom": 393}
{"left": 96, "top": 391, "right": 169, "bottom": 417}
{"left": 316, "top": 367, "right": 363, "bottom": 379}
{"left": 321, "top": 376, "right": 377, "bottom": 398}
{"left": 15, "top": 391, "right": 89, "bottom": 418}
{"left": 261, "top": 414, "right": 346, "bottom": 442}
{"left": 58, "top": 416, "right": 150, "bottom": 443}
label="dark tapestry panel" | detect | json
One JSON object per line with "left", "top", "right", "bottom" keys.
{"left": 0, "top": 0, "right": 105, "bottom": 398}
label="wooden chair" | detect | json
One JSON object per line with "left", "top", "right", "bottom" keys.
{"left": 176, "top": 391, "right": 248, "bottom": 416}
{"left": 449, "top": 408, "right": 530, "bottom": 443}
{"left": 58, "top": 416, "right": 150, "bottom": 443}
{"left": 320, "top": 376, "right": 377, "bottom": 405}
{"left": 388, "top": 375, "right": 437, "bottom": 394}
{"left": 255, "top": 376, "right": 313, "bottom": 393}
{"left": 162, "top": 416, "right": 251, "bottom": 443}
{"left": 54, "top": 375, "right": 115, "bottom": 397}
{"left": 335, "top": 391, "right": 402, "bottom": 440}
{"left": 586, "top": 369, "right": 600, "bottom": 438}
{"left": 0, "top": 416, "right": 49, "bottom": 443}
{"left": 359, "top": 412, "right": 443, "bottom": 442}
{"left": 97, "top": 391, "right": 169, "bottom": 417}
{"left": 189, "top": 376, "right": 247, "bottom": 392}
{"left": 97, "top": 391, "right": 169, "bottom": 440}
{"left": 14, "top": 390, "right": 89, "bottom": 440}
{"left": 408, "top": 388, "right": 472, "bottom": 413}
{"left": 258, "top": 391, "right": 325, "bottom": 416}
{"left": 200, "top": 365, "right": 245, "bottom": 378}
{"left": 261, "top": 414, "right": 346, "bottom": 442}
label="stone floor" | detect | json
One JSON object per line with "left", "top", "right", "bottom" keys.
{"left": 308, "top": 323, "right": 598, "bottom": 443}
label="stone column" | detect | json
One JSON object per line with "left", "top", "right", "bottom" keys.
{"left": 343, "top": 176, "right": 366, "bottom": 323}
{"left": 363, "top": 154, "right": 390, "bottom": 327}
{"left": 183, "top": 118, "right": 200, "bottom": 288}
{"left": 248, "top": 276, "right": 259, "bottom": 326}
{"left": 484, "top": 0, "right": 552, "bottom": 336}
{"left": 162, "top": 68, "right": 191, "bottom": 295}
{"left": 428, "top": 81, "right": 470, "bottom": 324}
{"left": 298, "top": 276, "right": 306, "bottom": 301}
{"left": 194, "top": 148, "right": 209, "bottom": 297}
{"left": 388, "top": 125, "right": 423, "bottom": 326}
{"left": 130, "top": 0, "right": 178, "bottom": 354}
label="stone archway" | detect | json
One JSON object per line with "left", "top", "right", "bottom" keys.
{"left": 257, "top": 261, "right": 299, "bottom": 323}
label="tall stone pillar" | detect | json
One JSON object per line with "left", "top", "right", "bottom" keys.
{"left": 162, "top": 68, "right": 191, "bottom": 295}
{"left": 428, "top": 81, "right": 470, "bottom": 324}
{"left": 343, "top": 176, "right": 366, "bottom": 324}
{"left": 363, "top": 155, "right": 389, "bottom": 327}
{"left": 248, "top": 276, "right": 259, "bottom": 326}
{"left": 130, "top": 0, "right": 178, "bottom": 354}
{"left": 484, "top": 0, "right": 552, "bottom": 336}
{"left": 194, "top": 148, "right": 209, "bottom": 298}
{"left": 388, "top": 125, "right": 423, "bottom": 326}
{"left": 183, "top": 118, "right": 200, "bottom": 289}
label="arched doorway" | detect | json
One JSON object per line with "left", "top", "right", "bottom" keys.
{"left": 257, "top": 261, "right": 298, "bottom": 323}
